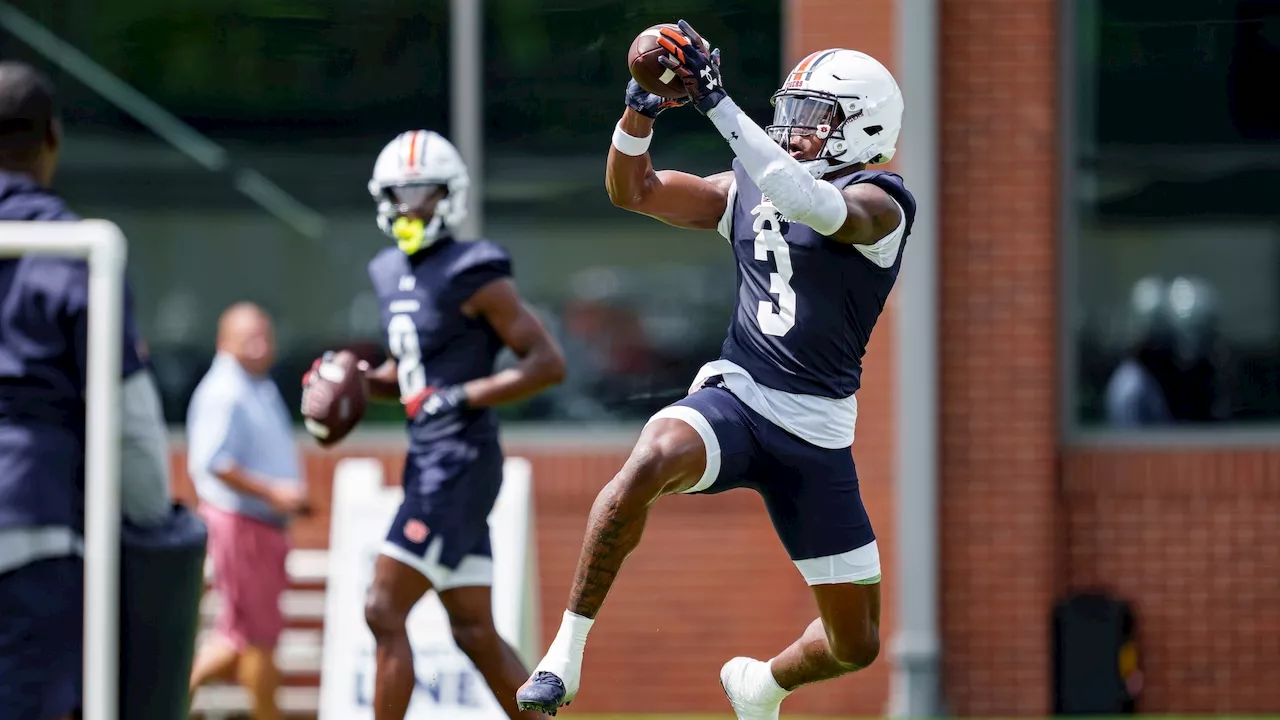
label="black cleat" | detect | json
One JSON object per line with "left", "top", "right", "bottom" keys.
{"left": 516, "top": 671, "right": 569, "bottom": 716}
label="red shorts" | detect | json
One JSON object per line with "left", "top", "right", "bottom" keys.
{"left": 200, "top": 504, "right": 290, "bottom": 650}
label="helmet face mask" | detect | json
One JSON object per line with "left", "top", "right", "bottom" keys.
{"left": 766, "top": 89, "right": 843, "bottom": 164}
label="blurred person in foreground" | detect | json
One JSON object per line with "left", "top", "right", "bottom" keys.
{"left": 303, "top": 130, "right": 565, "bottom": 720}
{"left": 519, "top": 25, "right": 915, "bottom": 720}
{"left": 187, "top": 302, "right": 309, "bottom": 720}
{"left": 1106, "top": 275, "right": 1225, "bottom": 426}
{"left": 0, "top": 61, "right": 173, "bottom": 719}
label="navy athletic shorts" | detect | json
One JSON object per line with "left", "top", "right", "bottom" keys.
{"left": 649, "top": 383, "right": 880, "bottom": 583}
{"left": 382, "top": 435, "right": 504, "bottom": 590}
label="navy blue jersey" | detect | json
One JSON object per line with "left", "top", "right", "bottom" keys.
{"left": 718, "top": 159, "right": 917, "bottom": 398}
{"left": 368, "top": 237, "right": 512, "bottom": 449}
{"left": 0, "top": 171, "right": 148, "bottom": 530}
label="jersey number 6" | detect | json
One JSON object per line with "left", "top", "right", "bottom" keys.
{"left": 387, "top": 313, "right": 427, "bottom": 398}
{"left": 752, "top": 205, "right": 796, "bottom": 337}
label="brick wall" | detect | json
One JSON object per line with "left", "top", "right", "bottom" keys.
{"left": 936, "top": 0, "right": 1060, "bottom": 716}
{"left": 931, "top": 0, "right": 1280, "bottom": 716}
{"left": 930, "top": 0, "right": 1280, "bottom": 716}
{"left": 1062, "top": 450, "right": 1280, "bottom": 713}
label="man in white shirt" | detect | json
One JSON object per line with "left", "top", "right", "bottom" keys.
{"left": 186, "top": 302, "right": 308, "bottom": 720}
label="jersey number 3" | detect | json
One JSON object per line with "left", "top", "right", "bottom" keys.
{"left": 752, "top": 203, "right": 796, "bottom": 337}
{"left": 387, "top": 313, "right": 427, "bottom": 397}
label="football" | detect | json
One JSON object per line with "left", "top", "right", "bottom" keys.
{"left": 301, "top": 350, "right": 368, "bottom": 448}
{"left": 627, "top": 23, "right": 709, "bottom": 99}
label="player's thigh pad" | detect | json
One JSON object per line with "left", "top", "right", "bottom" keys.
{"left": 755, "top": 425, "right": 881, "bottom": 585}
{"left": 382, "top": 439, "right": 503, "bottom": 591}
{"left": 645, "top": 386, "right": 759, "bottom": 495}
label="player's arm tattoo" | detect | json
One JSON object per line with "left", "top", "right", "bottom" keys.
{"left": 828, "top": 182, "right": 903, "bottom": 246}
{"left": 566, "top": 429, "right": 705, "bottom": 616}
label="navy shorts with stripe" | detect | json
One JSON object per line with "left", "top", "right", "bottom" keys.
{"left": 664, "top": 383, "right": 875, "bottom": 562}
{"left": 385, "top": 436, "right": 503, "bottom": 570}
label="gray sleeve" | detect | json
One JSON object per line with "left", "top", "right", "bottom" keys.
{"left": 120, "top": 369, "right": 173, "bottom": 525}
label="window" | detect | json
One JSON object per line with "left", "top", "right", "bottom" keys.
{"left": 1070, "top": 0, "right": 1280, "bottom": 428}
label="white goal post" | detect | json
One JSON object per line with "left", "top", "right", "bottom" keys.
{"left": 0, "top": 220, "right": 126, "bottom": 720}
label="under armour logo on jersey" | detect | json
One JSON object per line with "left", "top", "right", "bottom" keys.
{"left": 399, "top": 275, "right": 416, "bottom": 291}
{"left": 701, "top": 67, "right": 718, "bottom": 89}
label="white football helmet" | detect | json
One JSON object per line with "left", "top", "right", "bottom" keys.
{"left": 368, "top": 130, "right": 470, "bottom": 253}
{"left": 767, "top": 49, "right": 904, "bottom": 177}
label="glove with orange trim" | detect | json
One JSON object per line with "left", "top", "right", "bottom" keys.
{"left": 656, "top": 19, "right": 725, "bottom": 115}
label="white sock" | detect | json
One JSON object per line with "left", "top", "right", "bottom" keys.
{"left": 535, "top": 610, "right": 595, "bottom": 683}
{"left": 759, "top": 658, "right": 793, "bottom": 703}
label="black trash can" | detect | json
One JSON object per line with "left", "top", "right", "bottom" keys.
{"left": 118, "top": 503, "right": 208, "bottom": 720}
{"left": 1052, "top": 590, "right": 1142, "bottom": 715}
